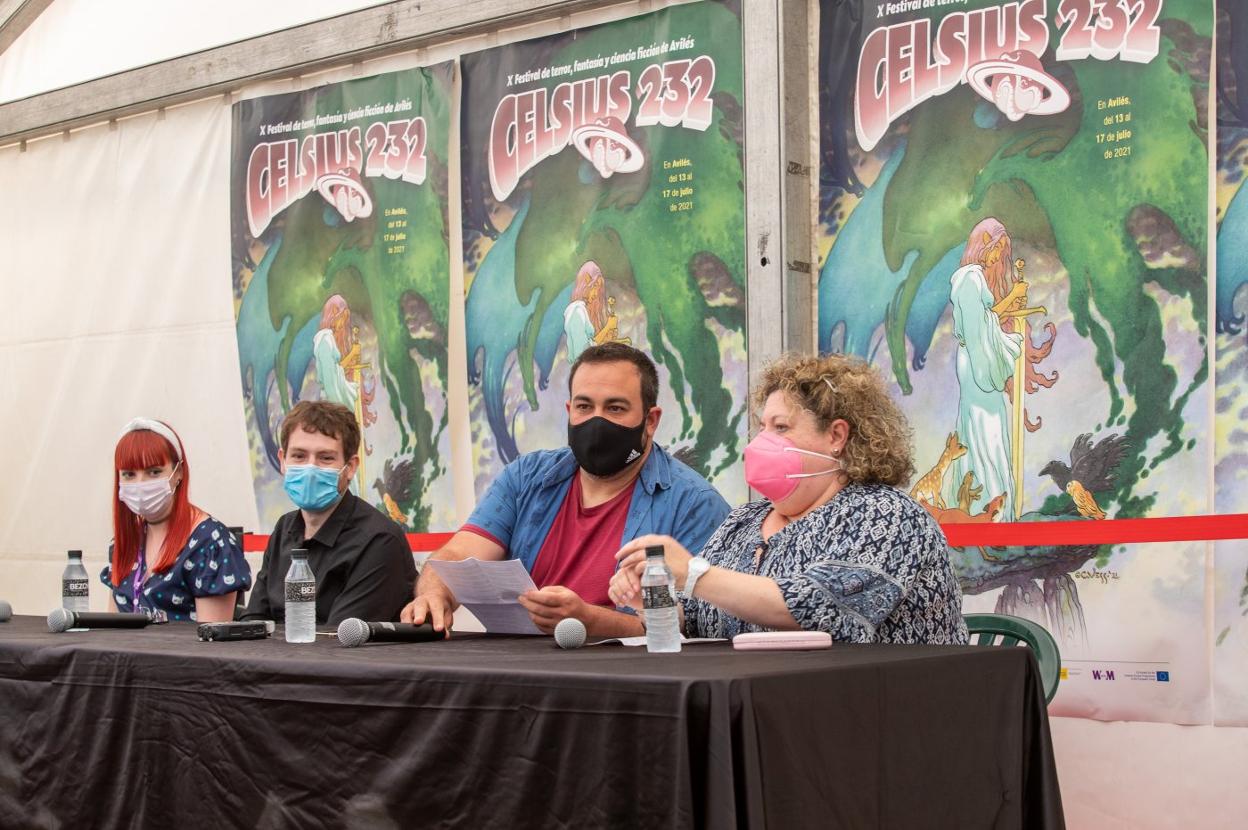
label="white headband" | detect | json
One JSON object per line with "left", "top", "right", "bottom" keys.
{"left": 118, "top": 417, "right": 183, "bottom": 461}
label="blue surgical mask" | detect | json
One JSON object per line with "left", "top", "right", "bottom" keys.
{"left": 283, "top": 464, "right": 345, "bottom": 511}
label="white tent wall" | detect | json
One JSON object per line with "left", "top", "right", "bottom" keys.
{"left": 0, "top": 97, "right": 258, "bottom": 609}
{"left": 0, "top": 1, "right": 1244, "bottom": 828}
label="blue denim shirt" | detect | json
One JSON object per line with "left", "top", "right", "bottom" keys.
{"left": 464, "top": 444, "right": 731, "bottom": 571}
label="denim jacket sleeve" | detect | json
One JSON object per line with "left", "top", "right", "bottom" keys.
{"left": 620, "top": 445, "right": 731, "bottom": 554}
{"left": 463, "top": 459, "right": 525, "bottom": 551}
{"left": 671, "top": 487, "right": 731, "bottom": 556}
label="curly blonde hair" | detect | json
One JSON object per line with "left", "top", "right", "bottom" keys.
{"left": 751, "top": 353, "right": 915, "bottom": 487}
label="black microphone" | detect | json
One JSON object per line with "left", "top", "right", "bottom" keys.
{"left": 336, "top": 618, "right": 447, "bottom": 647}
{"left": 47, "top": 608, "right": 154, "bottom": 633}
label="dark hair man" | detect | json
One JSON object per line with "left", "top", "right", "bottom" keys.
{"left": 402, "top": 343, "right": 730, "bottom": 638}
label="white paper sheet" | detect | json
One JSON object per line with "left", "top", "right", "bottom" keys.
{"left": 424, "top": 558, "right": 543, "bottom": 635}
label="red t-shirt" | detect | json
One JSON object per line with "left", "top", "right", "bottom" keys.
{"left": 525, "top": 473, "right": 637, "bottom": 606}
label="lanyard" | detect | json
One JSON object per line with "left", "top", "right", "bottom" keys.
{"left": 132, "top": 540, "right": 147, "bottom": 608}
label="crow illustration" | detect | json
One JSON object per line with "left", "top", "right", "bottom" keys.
{"left": 1039, "top": 433, "right": 1130, "bottom": 520}
{"left": 373, "top": 458, "right": 416, "bottom": 524}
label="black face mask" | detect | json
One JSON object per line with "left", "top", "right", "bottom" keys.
{"left": 568, "top": 416, "right": 648, "bottom": 477}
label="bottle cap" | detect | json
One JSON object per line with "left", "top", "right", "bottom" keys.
{"left": 290, "top": 549, "right": 309, "bottom": 560}
{"left": 67, "top": 550, "right": 83, "bottom": 560}
{"left": 644, "top": 545, "right": 664, "bottom": 558}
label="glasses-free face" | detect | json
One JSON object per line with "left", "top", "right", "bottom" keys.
{"left": 118, "top": 462, "right": 178, "bottom": 484}
{"left": 280, "top": 426, "right": 350, "bottom": 470}
{"left": 568, "top": 361, "right": 649, "bottom": 429}
{"left": 758, "top": 392, "right": 828, "bottom": 447}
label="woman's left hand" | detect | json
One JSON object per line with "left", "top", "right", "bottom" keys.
{"left": 610, "top": 534, "right": 693, "bottom": 606}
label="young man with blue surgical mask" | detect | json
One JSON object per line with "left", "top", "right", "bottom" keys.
{"left": 242, "top": 401, "right": 416, "bottom": 625}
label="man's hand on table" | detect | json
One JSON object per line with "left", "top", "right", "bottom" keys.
{"left": 400, "top": 590, "right": 456, "bottom": 634}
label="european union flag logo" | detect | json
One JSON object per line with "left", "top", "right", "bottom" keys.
{"left": 1156, "top": 671, "right": 1170, "bottom": 682}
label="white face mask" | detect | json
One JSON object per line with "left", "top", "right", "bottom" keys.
{"left": 118, "top": 464, "right": 180, "bottom": 521}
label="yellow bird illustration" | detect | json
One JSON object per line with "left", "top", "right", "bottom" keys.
{"left": 381, "top": 492, "right": 406, "bottom": 524}
{"left": 1041, "top": 433, "right": 1129, "bottom": 520}
{"left": 372, "top": 458, "right": 415, "bottom": 526}
{"left": 1065, "top": 481, "right": 1106, "bottom": 520}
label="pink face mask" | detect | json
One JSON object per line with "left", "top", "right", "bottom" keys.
{"left": 743, "top": 431, "right": 840, "bottom": 503}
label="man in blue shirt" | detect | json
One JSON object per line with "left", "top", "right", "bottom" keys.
{"left": 401, "top": 343, "right": 730, "bottom": 637}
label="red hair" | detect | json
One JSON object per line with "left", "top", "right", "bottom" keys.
{"left": 320, "top": 294, "right": 351, "bottom": 354}
{"left": 959, "top": 217, "right": 1015, "bottom": 303}
{"left": 571, "top": 261, "right": 609, "bottom": 331}
{"left": 110, "top": 425, "right": 196, "bottom": 587}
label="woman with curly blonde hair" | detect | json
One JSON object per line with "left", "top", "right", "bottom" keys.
{"left": 610, "top": 354, "right": 968, "bottom": 644}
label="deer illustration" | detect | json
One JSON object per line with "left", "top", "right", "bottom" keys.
{"left": 909, "top": 432, "right": 967, "bottom": 510}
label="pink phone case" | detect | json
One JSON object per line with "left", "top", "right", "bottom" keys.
{"left": 732, "top": 631, "right": 833, "bottom": 651}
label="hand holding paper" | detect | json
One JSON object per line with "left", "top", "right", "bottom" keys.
{"left": 424, "top": 558, "right": 544, "bottom": 635}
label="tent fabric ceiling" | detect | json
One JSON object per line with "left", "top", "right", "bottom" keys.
{"left": 0, "top": 0, "right": 390, "bottom": 104}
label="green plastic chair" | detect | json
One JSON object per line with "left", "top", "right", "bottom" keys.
{"left": 964, "top": 613, "right": 1062, "bottom": 704}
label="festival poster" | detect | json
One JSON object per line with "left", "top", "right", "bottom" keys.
{"left": 818, "top": 0, "right": 1212, "bottom": 722}
{"left": 231, "top": 64, "right": 456, "bottom": 532}
{"left": 1213, "top": 0, "right": 1248, "bottom": 727}
{"left": 459, "top": 0, "right": 747, "bottom": 503}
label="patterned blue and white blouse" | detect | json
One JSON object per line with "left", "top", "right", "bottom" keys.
{"left": 682, "top": 484, "right": 969, "bottom": 644}
{"left": 99, "top": 518, "right": 252, "bottom": 622}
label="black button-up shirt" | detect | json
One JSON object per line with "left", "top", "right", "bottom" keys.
{"left": 243, "top": 493, "right": 415, "bottom": 626}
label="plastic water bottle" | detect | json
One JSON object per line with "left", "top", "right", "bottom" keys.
{"left": 62, "top": 550, "right": 89, "bottom": 613}
{"left": 642, "top": 545, "right": 681, "bottom": 653}
{"left": 284, "top": 549, "right": 316, "bottom": 643}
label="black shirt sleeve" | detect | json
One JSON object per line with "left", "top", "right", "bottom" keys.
{"left": 323, "top": 529, "right": 417, "bottom": 625}
{"left": 241, "top": 528, "right": 280, "bottom": 621}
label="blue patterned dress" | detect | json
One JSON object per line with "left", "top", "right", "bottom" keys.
{"left": 99, "top": 518, "right": 252, "bottom": 622}
{"left": 682, "top": 484, "right": 969, "bottom": 644}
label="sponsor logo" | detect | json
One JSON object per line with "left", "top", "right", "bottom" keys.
{"left": 62, "top": 579, "right": 89, "bottom": 598}
{"left": 1156, "top": 671, "right": 1170, "bottom": 682}
{"left": 1091, "top": 669, "right": 1115, "bottom": 681}
{"left": 626, "top": 449, "right": 642, "bottom": 463}
{"left": 1059, "top": 667, "right": 1068, "bottom": 680}
{"left": 284, "top": 582, "right": 317, "bottom": 603}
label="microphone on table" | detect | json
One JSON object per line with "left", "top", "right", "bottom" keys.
{"left": 336, "top": 618, "right": 447, "bottom": 648}
{"left": 554, "top": 618, "right": 587, "bottom": 650}
{"left": 47, "top": 608, "right": 154, "bottom": 633}
{"left": 0, "top": 600, "right": 11, "bottom": 622}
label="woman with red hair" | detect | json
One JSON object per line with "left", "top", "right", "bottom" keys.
{"left": 100, "top": 418, "right": 251, "bottom": 623}
{"left": 945, "top": 217, "right": 1026, "bottom": 518}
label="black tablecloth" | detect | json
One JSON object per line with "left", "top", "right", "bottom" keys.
{"left": 0, "top": 616, "right": 1063, "bottom": 829}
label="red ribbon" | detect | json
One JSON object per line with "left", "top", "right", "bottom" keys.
{"left": 239, "top": 516, "right": 1247, "bottom": 553}
{"left": 241, "top": 532, "right": 453, "bottom": 553}
{"left": 939, "top": 513, "right": 1248, "bottom": 548}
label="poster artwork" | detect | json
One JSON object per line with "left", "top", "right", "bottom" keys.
{"left": 1213, "top": 0, "right": 1248, "bottom": 726}
{"left": 460, "top": 0, "right": 748, "bottom": 504}
{"left": 230, "top": 65, "right": 456, "bottom": 531}
{"left": 819, "top": 0, "right": 1211, "bottom": 721}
